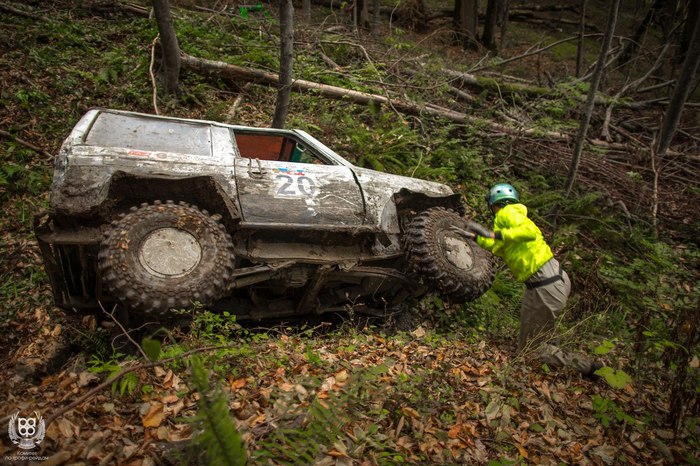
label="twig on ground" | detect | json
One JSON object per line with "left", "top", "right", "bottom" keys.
{"left": 0, "top": 129, "right": 53, "bottom": 159}
{"left": 101, "top": 303, "right": 149, "bottom": 361}
{"left": 44, "top": 341, "right": 245, "bottom": 428}
{"left": 225, "top": 83, "right": 251, "bottom": 123}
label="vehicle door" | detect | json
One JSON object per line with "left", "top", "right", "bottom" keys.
{"left": 232, "top": 130, "right": 365, "bottom": 225}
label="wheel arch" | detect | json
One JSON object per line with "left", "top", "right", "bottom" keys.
{"left": 102, "top": 172, "right": 241, "bottom": 231}
{"left": 393, "top": 188, "right": 465, "bottom": 225}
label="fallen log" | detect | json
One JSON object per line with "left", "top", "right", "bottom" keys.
{"left": 181, "top": 53, "right": 660, "bottom": 152}
{"left": 181, "top": 54, "right": 568, "bottom": 139}
{"left": 442, "top": 68, "right": 552, "bottom": 97}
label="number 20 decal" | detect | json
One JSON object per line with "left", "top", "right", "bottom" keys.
{"left": 275, "top": 174, "right": 317, "bottom": 197}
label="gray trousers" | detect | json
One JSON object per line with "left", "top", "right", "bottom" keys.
{"left": 519, "top": 258, "right": 594, "bottom": 374}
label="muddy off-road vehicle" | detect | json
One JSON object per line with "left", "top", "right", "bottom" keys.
{"left": 35, "top": 108, "right": 494, "bottom": 322}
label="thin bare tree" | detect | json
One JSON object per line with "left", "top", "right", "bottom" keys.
{"left": 656, "top": 8, "right": 700, "bottom": 156}
{"left": 151, "top": 0, "right": 180, "bottom": 96}
{"left": 499, "top": 0, "right": 509, "bottom": 48}
{"left": 575, "top": 0, "right": 587, "bottom": 77}
{"left": 272, "top": 0, "right": 294, "bottom": 129}
{"left": 564, "top": 0, "right": 621, "bottom": 197}
{"left": 616, "top": 0, "right": 664, "bottom": 68}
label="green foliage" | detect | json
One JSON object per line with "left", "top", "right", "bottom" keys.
{"left": 88, "top": 354, "right": 138, "bottom": 396}
{"left": 0, "top": 264, "right": 47, "bottom": 323}
{"left": 0, "top": 147, "right": 50, "bottom": 201}
{"left": 177, "top": 14, "right": 277, "bottom": 71}
{"left": 438, "top": 272, "right": 521, "bottom": 337}
{"left": 304, "top": 345, "right": 323, "bottom": 366}
{"left": 141, "top": 337, "right": 162, "bottom": 361}
{"left": 186, "top": 357, "right": 247, "bottom": 466}
{"left": 594, "top": 339, "right": 616, "bottom": 355}
{"left": 595, "top": 366, "right": 632, "bottom": 389}
{"left": 314, "top": 107, "right": 487, "bottom": 187}
{"left": 591, "top": 395, "right": 638, "bottom": 429}
{"left": 190, "top": 310, "right": 243, "bottom": 344}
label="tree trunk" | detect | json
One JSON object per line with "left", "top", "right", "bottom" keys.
{"left": 272, "top": 0, "right": 294, "bottom": 129}
{"left": 499, "top": 0, "right": 509, "bottom": 48}
{"left": 656, "top": 8, "right": 700, "bottom": 157}
{"left": 564, "top": 0, "right": 620, "bottom": 197}
{"left": 371, "top": 0, "right": 380, "bottom": 34}
{"left": 482, "top": 0, "right": 499, "bottom": 51}
{"left": 575, "top": 0, "right": 587, "bottom": 77}
{"left": 454, "top": 0, "right": 478, "bottom": 47}
{"left": 359, "top": 0, "right": 370, "bottom": 29}
{"left": 151, "top": 0, "right": 180, "bottom": 96}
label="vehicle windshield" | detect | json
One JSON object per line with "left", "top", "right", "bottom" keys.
{"left": 84, "top": 112, "right": 213, "bottom": 157}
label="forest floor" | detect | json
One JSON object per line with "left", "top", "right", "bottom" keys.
{"left": 0, "top": 301, "right": 692, "bottom": 465}
{"left": 1, "top": 0, "right": 698, "bottom": 465}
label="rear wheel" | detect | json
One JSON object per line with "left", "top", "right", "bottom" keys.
{"left": 98, "top": 201, "right": 235, "bottom": 317}
{"left": 405, "top": 207, "right": 494, "bottom": 303}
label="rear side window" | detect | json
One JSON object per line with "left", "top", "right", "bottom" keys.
{"left": 233, "top": 131, "right": 330, "bottom": 165}
{"left": 85, "top": 112, "right": 212, "bottom": 157}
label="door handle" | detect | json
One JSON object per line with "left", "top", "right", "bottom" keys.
{"left": 248, "top": 158, "right": 267, "bottom": 178}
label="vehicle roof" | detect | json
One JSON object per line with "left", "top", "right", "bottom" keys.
{"left": 86, "top": 107, "right": 309, "bottom": 136}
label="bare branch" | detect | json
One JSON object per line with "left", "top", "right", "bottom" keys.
{"left": 0, "top": 129, "right": 52, "bottom": 159}
{"left": 469, "top": 34, "right": 603, "bottom": 73}
{"left": 101, "top": 303, "right": 149, "bottom": 361}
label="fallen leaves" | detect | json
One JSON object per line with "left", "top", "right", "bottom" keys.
{"left": 141, "top": 402, "right": 165, "bottom": 428}
{"left": 2, "top": 321, "right": 695, "bottom": 465}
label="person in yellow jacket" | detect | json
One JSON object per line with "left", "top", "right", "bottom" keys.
{"left": 453, "top": 183, "right": 600, "bottom": 377}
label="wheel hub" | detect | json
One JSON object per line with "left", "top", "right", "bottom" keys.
{"left": 138, "top": 228, "right": 202, "bottom": 278}
{"left": 443, "top": 234, "right": 474, "bottom": 270}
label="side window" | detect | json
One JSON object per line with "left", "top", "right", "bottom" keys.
{"left": 233, "top": 131, "right": 330, "bottom": 165}
{"left": 290, "top": 143, "right": 326, "bottom": 165}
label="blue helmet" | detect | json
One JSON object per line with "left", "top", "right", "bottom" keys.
{"left": 486, "top": 183, "right": 519, "bottom": 207}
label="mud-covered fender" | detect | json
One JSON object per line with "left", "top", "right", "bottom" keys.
{"left": 379, "top": 188, "right": 464, "bottom": 234}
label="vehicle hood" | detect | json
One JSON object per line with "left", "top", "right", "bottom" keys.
{"left": 352, "top": 167, "right": 453, "bottom": 198}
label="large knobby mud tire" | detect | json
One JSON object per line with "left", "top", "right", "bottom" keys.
{"left": 405, "top": 207, "right": 494, "bottom": 303}
{"left": 98, "top": 201, "right": 235, "bottom": 317}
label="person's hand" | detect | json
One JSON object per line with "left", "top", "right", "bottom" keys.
{"left": 466, "top": 221, "right": 498, "bottom": 239}
{"left": 449, "top": 226, "right": 476, "bottom": 240}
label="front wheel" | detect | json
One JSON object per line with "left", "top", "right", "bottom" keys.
{"left": 98, "top": 201, "right": 235, "bottom": 316}
{"left": 405, "top": 207, "right": 494, "bottom": 303}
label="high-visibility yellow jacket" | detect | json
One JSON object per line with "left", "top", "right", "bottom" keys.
{"left": 476, "top": 203, "right": 553, "bottom": 282}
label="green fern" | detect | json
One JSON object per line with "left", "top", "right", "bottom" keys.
{"left": 187, "top": 357, "right": 247, "bottom": 466}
